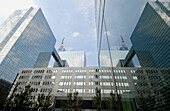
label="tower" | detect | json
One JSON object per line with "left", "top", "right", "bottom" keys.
{"left": 58, "top": 37, "right": 66, "bottom": 51}
{"left": 0, "top": 7, "right": 56, "bottom": 83}
{"left": 120, "top": 35, "right": 128, "bottom": 50}
{"left": 53, "top": 37, "right": 86, "bottom": 67}
{"left": 128, "top": 1, "right": 170, "bottom": 68}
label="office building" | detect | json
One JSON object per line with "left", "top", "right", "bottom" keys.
{"left": 123, "top": 1, "right": 170, "bottom": 68}
{"left": 8, "top": 67, "right": 169, "bottom": 110}
{"left": 53, "top": 38, "right": 86, "bottom": 67}
{"left": 57, "top": 51, "right": 86, "bottom": 67}
{"left": 99, "top": 36, "right": 131, "bottom": 67}
{"left": 0, "top": 7, "right": 56, "bottom": 83}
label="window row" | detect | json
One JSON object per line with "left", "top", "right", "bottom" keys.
{"left": 21, "top": 70, "right": 32, "bottom": 74}
{"left": 148, "top": 76, "right": 161, "bottom": 80}
{"left": 116, "top": 82, "right": 129, "bottom": 87}
{"left": 114, "top": 70, "right": 126, "bottom": 73}
{"left": 146, "top": 70, "right": 158, "bottom": 74}
{"left": 32, "top": 76, "right": 42, "bottom": 79}
{"left": 40, "top": 88, "right": 52, "bottom": 92}
{"left": 73, "top": 89, "right": 85, "bottom": 93}
{"left": 115, "top": 76, "right": 127, "bottom": 80}
{"left": 75, "top": 70, "right": 86, "bottom": 73}
{"left": 17, "top": 82, "right": 27, "bottom": 85}
{"left": 62, "top": 70, "right": 73, "bottom": 73}
{"left": 151, "top": 83, "right": 164, "bottom": 87}
{"left": 99, "top": 70, "right": 112, "bottom": 73}
{"left": 101, "top": 82, "right": 114, "bottom": 86}
{"left": 135, "top": 83, "right": 148, "bottom": 87}
{"left": 42, "top": 82, "right": 54, "bottom": 85}
{"left": 137, "top": 90, "right": 151, "bottom": 95}
{"left": 131, "top": 70, "right": 143, "bottom": 74}
{"left": 59, "top": 82, "right": 71, "bottom": 86}
{"left": 61, "top": 76, "right": 72, "bottom": 79}
{"left": 75, "top": 75, "right": 86, "bottom": 79}
{"left": 46, "top": 70, "right": 57, "bottom": 73}
{"left": 45, "top": 75, "right": 56, "bottom": 79}
{"left": 19, "top": 76, "right": 29, "bottom": 79}
{"left": 34, "top": 70, "right": 44, "bottom": 73}
{"left": 74, "top": 82, "right": 86, "bottom": 85}
{"left": 57, "top": 89, "right": 70, "bottom": 93}
{"left": 30, "top": 82, "right": 40, "bottom": 85}
{"left": 57, "top": 88, "right": 131, "bottom": 94}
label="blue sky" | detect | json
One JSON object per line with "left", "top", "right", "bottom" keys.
{"left": 0, "top": 0, "right": 165, "bottom": 66}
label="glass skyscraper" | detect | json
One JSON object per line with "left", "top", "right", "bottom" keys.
{"left": 129, "top": 1, "right": 170, "bottom": 68}
{"left": 0, "top": 7, "right": 56, "bottom": 83}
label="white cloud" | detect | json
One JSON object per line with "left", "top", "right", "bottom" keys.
{"left": 72, "top": 32, "right": 80, "bottom": 37}
{"left": 0, "top": 0, "right": 38, "bottom": 24}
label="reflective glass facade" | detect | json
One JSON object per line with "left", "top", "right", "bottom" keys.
{"left": 95, "top": 0, "right": 130, "bottom": 67}
{"left": 0, "top": 7, "right": 56, "bottom": 83}
{"left": 99, "top": 50, "right": 128, "bottom": 67}
{"left": 131, "top": 1, "right": 170, "bottom": 68}
{"left": 54, "top": 51, "right": 86, "bottom": 67}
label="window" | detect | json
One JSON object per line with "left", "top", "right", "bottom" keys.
{"left": 57, "top": 89, "right": 64, "bottom": 93}
{"left": 89, "top": 75, "right": 94, "bottom": 79}
{"left": 30, "top": 96, "right": 35, "bottom": 100}
{"left": 89, "top": 70, "right": 95, "bottom": 72}
{"left": 95, "top": 82, "right": 100, "bottom": 85}
{"left": 122, "top": 76, "right": 127, "bottom": 79}
{"left": 89, "top": 82, "right": 94, "bottom": 85}
{"left": 33, "top": 88, "right": 38, "bottom": 92}
{"left": 89, "top": 89, "right": 94, "bottom": 93}
{"left": 59, "top": 82, "right": 63, "bottom": 85}
{"left": 51, "top": 76, "right": 56, "bottom": 79}
{"left": 133, "top": 76, "right": 138, "bottom": 80}
{"left": 95, "top": 75, "right": 99, "bottom": 78}
{"left": 124, "top": 83, "right": 129, "bottom": 86}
